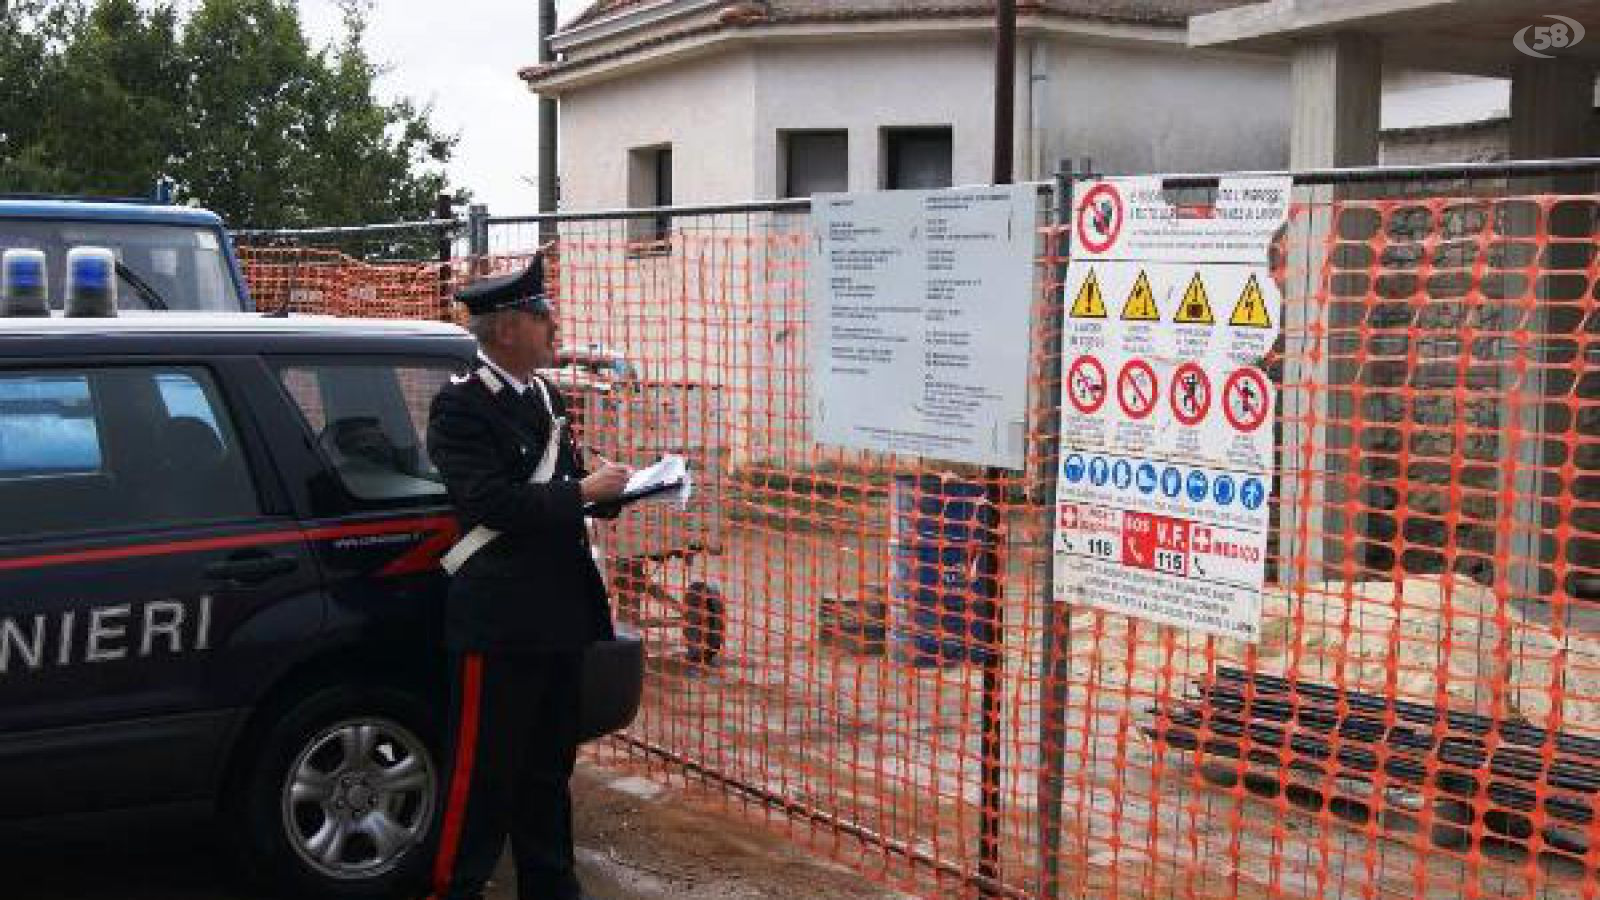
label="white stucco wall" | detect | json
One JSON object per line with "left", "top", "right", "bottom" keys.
{"left": 750, "top": 34, "right": 1294, "bottom": 193}
{"left": 1049, "top": 43, "right": 1291, "bottom": 175}
{"left": 1381, "top": 71, "right": 1509, "bottom": 130}
{"left": 750, "top": 36, "right": 1000, "bottom": 196}
{"left": 556, "top": 30, "right": 1296, "bottom": 205}
{"left": 557, "top": 51, "right": 758, "bottom": 210}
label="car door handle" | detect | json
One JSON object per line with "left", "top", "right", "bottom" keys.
{"left": 204, "top": 554, "right": 298, "bottom": 584}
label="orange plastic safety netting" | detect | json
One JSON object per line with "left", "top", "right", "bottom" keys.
{"left": 238, "top": 185, "right": 1600, "bottom": 900}
{"left": 237, "top": 245, "right": 453, "bottom": 321}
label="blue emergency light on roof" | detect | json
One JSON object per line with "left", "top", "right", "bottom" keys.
{"left": 0, "top": 249, "right": 50, "bottom": 317}
{"left": 64, "top": 246, "right": 118, "bottom": 318}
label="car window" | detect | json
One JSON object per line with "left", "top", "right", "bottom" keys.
{"left": 0, "top": 220, "right": 239, "bottom": 311}
{"left": 277, "top": 361, "right": 453, "bottom": 506}
{"left": 157, "top": 373, "right": 222, "bottom": 430}
{"left": 0, "top": 367, "right": 260, "bottom": 540}
{"left": 0, "top": 374, "right": 102, "bottom": 477}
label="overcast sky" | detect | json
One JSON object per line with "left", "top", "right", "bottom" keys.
{"left": 296, "top": 0, "right": 588, "bottom": 215}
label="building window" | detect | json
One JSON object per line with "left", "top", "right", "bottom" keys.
{"left": 628, "top": 145, "right": 672, "bottom": 245}
{"left": 782, "top": 130, "right": 848, "bottom": 198}
{"left": 882, "top": 127, "right": 953, "bottom": 190}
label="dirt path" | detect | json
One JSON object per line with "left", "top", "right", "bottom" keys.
{"left": 564, "top": 760, "right": 916, "bottom": 900}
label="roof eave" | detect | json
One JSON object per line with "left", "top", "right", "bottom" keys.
{"left": 523, "top": 12, "right": 1188, "bottom": 95}
{"left": 1189, "top": 0, "right": 1454, "bottom": 48}
{"left": 552, "top": 0, "right": 727, "bottom": 53}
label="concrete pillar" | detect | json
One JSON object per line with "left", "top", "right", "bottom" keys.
{"left": 1509, "top": 57, "right": 1595, "bottom": 159}
{"left": 1288, "top": 33, "right": 1383, "bottom": 169}
{"left": 1505, "top": 59, "right": 1597, "bottom": 616}
{"left": 1280, "top": 34, "right": 1382, "bottom": 587}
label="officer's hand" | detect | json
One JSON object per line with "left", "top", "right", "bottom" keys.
{"left": 581, "top": 462, "right": 632, "bottom": 503}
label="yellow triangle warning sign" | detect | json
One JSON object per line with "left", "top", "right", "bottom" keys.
{"left": 1070, "top": 269, "right": 1107, "bottom": 319}
{"left": 1120, "top": 270, "right": 1160, "bottom": 322}
{"left": 1174, "top": 272, "right": 1215, "bottom": 325}
{"left": 1229, "top": 273, "right": 1273, "bottom": 329}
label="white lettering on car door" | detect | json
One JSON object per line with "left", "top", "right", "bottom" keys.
{"left": 86, "top": 604, "right": 131, "bottom": 662}
{"left": 140, "top": 600, "right": 186, "bottom": 656}
{"left": 0, "top": 615, "right": 44, "bottom": 673}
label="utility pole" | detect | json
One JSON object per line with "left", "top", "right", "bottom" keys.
{"left": 537, "top": 0, "right": 560, "bottom": 245}
{"left": 993, "top": 0, "right": 1016, "bottom": 185}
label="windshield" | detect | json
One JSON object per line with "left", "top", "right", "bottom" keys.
{"left": 0, "top": 219, "right": 241, "bottom": 311}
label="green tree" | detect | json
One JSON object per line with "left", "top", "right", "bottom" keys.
{"left": 176, "top": 0, "right": 457, "bottom": 228}
{"left": 297, "top": 1, "right": 454, "bottom": 226}
{"left": 0, "top": 0, "right": 458, "bottom": 230}
{"left": 0, "top": 0, "right": 78, "bottom": 190}
{"left": 34, "top": 0, "right": 185, "bottom": 197}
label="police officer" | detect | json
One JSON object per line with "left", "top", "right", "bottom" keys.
{"left": 425, "top": 253, "right": 631, "bottom": 900}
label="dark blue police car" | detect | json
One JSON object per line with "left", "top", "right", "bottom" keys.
{"left": 0, "top": 273, "right": 642, "bottom": 897}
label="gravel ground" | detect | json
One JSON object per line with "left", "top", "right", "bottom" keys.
{"left": 0, "top": 759, "right": 912, "bottom": 900}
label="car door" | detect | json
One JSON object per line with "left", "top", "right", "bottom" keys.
{"left": 0, "top": 360, "right": 321, "bottom": 819}
{"left": 269, "top": 355, "right": 463, "bottom": 645}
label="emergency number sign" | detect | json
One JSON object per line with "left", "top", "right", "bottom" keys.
{"left": 1052, "top": 177, "right": 1291, "bottom": 641}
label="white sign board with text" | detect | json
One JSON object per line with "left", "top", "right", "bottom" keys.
{"left": 1052, "top": 177, "right": 1291, "bottom": 641}
{"left": 808, "top": 185, "right": 1038, "bottom": 469}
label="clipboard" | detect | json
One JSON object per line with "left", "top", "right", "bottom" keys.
{"left": 583, "top": 453, "right": 691, "bottom": 515}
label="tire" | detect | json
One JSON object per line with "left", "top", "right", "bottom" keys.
{"left": 232, "top": 683, "right": 443, "bottom": 899}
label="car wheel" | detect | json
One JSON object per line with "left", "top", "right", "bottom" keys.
{"left": 235, "top": 684, "right": 441, "bottom": 898}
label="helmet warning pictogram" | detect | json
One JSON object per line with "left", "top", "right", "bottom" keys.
{"left": 1070, "top": 269, "right": 1108, "bottom": 319}
{"left": 1229, "top": 272, "right": 1273, "bottom": 329}
{"left": 1120, "top": 270, "right": 1160, "bottom": 322}
{"left": 1174, "top": 272, "right": 1215, "bottom": 325}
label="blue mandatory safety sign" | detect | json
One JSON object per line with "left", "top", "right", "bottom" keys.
{"left": 1111, "top": 459, "right": 1133, "bottom": 490}
{"left": 1064, "top": 454, "right": 1086, "bottom": 483}
{"left": 1136, "top": 462, "right": 1158, "bottom": 495}
{"left": 1186, "top": 470, "right": 1210, "bottom": 503}
{"left": 1241, "top": 477, "right": 1266, "bottom": 510}
{"left": 1089, "top": 456, "right": 1111, "bottom": 487}
{"left": 1161, "top": 466, "right": 1183, "bottom": 498}
{"left": 1213, "top": 474, "right": 1236, "bottom": 506}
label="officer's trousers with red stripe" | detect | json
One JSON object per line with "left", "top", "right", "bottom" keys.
{"left": 428, "top": 649, "right": 585, "bottom": 900}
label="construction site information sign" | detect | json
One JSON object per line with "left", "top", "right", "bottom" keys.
{"left": 808, "top": 185, "right": 1037, "bottom": 469}
{"left": 1053, "top": 176, "right": 1291, "bottom": 641}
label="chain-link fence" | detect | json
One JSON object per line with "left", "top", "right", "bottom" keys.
{"left": 234, "top": 158, "right": 1600, "bottom": 900}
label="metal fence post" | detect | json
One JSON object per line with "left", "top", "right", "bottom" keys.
{"left": 979, "top": 18, "right": 1020, "bottom": 888}
{"left": 468, "top": 203, "right": 490, "bottom": 272}
{"left": 435, "top": 193, "right": 455, "bottom": 321}
{"left": 1035, "top": 159, "right": 1077, "bottom": 900}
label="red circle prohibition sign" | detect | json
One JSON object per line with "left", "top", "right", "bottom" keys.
{"left": 1117, "top": 359, "right": 1158, "bottom": 420}
{"left": 1076, "top": 183, "right": 1124, "bottom": 254}
{"left": 1223, "top": 367, "right": 1271, "bottom": 432}
{"left": 1067, "top": 355, "right": 1108, "bottom": 414}
{"left": 1169, "top": 362, "right": 1211, "bottom": 426}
